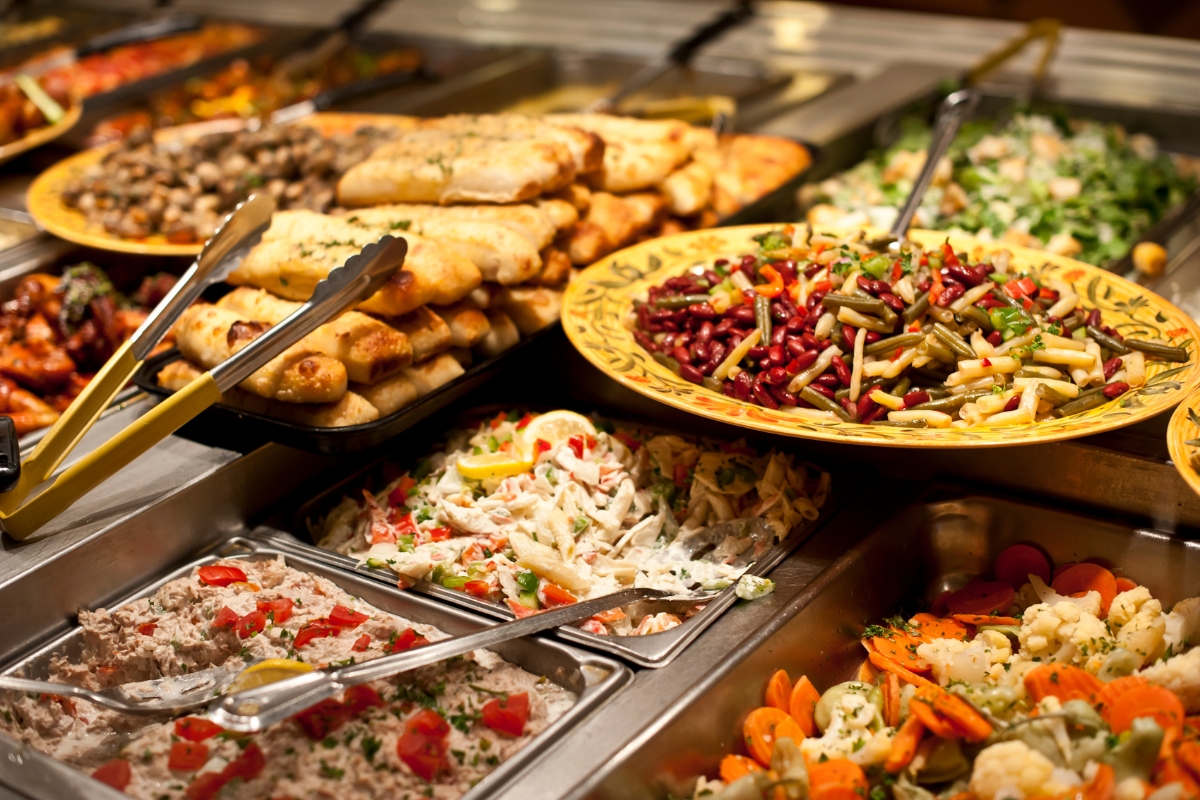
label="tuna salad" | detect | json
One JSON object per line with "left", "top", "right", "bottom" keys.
{"left": 0, "top": 557, "right": 574, "bottom": 800}
{"left": 315, "top": 410, "right": 830, "bottom": 636}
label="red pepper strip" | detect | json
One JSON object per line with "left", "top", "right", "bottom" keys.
{"left": 754, "top": 265, "right": 784, "bottom": 298}
{"left": 941, "top": 242, "right": 960, "bottom": 267}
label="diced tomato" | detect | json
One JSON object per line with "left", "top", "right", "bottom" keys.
{"left": 812, "top": 279, "right": 833, "bottom": 293}
{"left": 224, "top": 742, "right": 265, "bottom": 782}
{"left": 255, "top": 597, "right": 293, "bottom": 625}
{"left": 540, "top": 582, "right": 577, "bottom": 607}
{"left": 1003, "top": 276, "right": 1038, "bottom": 299}
{"left": 506, "top": 599, "right": 538, "bottom": 619}
{"left": 329, "top": 605, "right": 370, "bottom": 629}
{"left": 407, "top": 708, "right": 450, "bottom": 738}
{"left": 515, "top": 413, "right": 534, "bottom": 430}
{"left": 236, "top": 610, "right": 268, "bottom": 639}
{"left": 464, "top": 580, "right": 491, "bottom": 598}
{"left": 568, "top": 435, "right": 584, "bottom": 458}
{"left": 490, "top": 411, "right": 507, "bottom": 429}
{"left": 673, "top": 463, "right": 688, "bottom": 487}
{"left": 342, "top": 685, "right": 385, "bottom": 716}
{"left": 397, "top": 732, "right": 446, "bottom": 781}
{"left": 92, "top": 759, "right": 131, "bottom": 791}
{"left": 197, "top": 565, "right": 247, "bottom": 587}
{"left": 175, "top": 717, "right": 224, "bottom": 742}
{"left": 592, "top": 608, "right": 627, "bottom": 624}
{"left": 294, "top": 698, "right": 350, "bottom": 739}
{"left": 613, "top": 431, "right": 641, "bottom": 451}
{"left": 211, "top": 606, "right": 239, "bottom": 630}
{"left": 387, "top": 628, "right": 430, "bottom": 653}
{"left": 352, "top": 634, "right": 371, "bottom": 652}
{"left": 294, "top": 620, "right": 339, "bottom": 649}
{"left": 168, "top": 741, "right": 209, "bottom": 772}
{"left": 427, "top": 526, "right": 452, "bottom": 542}
{"left": 392, "top": 513, "right": 418, "bottom": 536}
{"left": 137, "top": 622, "right": 157, "bottom": 636}
{"left": 185, "top": 771, "right": 226, "bottom": 800}
{"left": 534, "top": 438, "right": 551, "bottom": 455}
{"left": 388, "top": 475, "right": 417, "bottom": 507}
{"left": 482, "top": 692, "right": 530, "bottom": 737}
{"left": 585, "top": 434, "right": 597, "bottom": 449}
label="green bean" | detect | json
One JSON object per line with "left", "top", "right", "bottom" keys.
{"left": 1016, "top": 368, "right": 1056, "bottom": 379}
{"left": 702, "top": 377, "right": 724, "bottom": 394}
{"left": 933, "top": 322, "right": 977, "bottom": 360}
{"left": 991, "top": 288, "right": 1022, "bottom": 309}
{"left": 1062, "top": 312, "right": 1085, "bottom": 332}
{"left": 891, "top": 376, "right": 912, "bottom": 397}
{"left": 959, "top": 305, "right": 994, "bottom": 332}
{"left": 924, "top": 387, "right": 952, "bottom": 399}
{"left": 1055, "top": 391, "right": 1110, "bottom": 417}
{"left": 654, "top": 294, "right": 711, "bottom": 309}
{"left": 800, "top": 386, "right": 852, "bottom": 421}
{"left": 1085, "top": 325, "right": 1131, "bottom": 355}
{"left": 902, "top": 292, "right": 930, "bottom": 324}
{"left": 872, "top": 419, "right": 929, "bottom": 428}
{"left": 653, "top": 353, "right": 681, "bottom": 374}
{"left": 910, "top": 389, "right": 990, "bottom": 412}
{"left": 879, "top": 303, "right": 899, "bottom": 328}
{"left": 918, "top": 339, "right": 957, "bottom": 364}
{"left": 835, "top": 377, "right": 882, "bottom": 400}
{"left": 1124, "top": 338, "right": 1189, "bottom": 362}
{"left": 1034, "top": 383, "right": 1073, "bottom": 407}
{"left": 755, "top": 294, "right": 772, "bottom": 343}
{"left": 864, "top": 332, "right": 926, "bottom": 357}
{"left": 831, "top": 323, "right": 845, "bottom": 349}
{"left": 820, "top": 294, "right": 887, "bottom": 315}
{"left": 912, "top": 365, "right": 953, "bottom": 383}
{"left": 850, "top": 314, "right": 897, "bottom": 335}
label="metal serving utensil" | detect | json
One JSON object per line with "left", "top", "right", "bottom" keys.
{"left": 651, "top": 516, "right": 773, "bottom": 568}
{"left": 0, "top": 234, "right": 408, "bottom": 539}
{"left": 0, "top": 193, "right": 276, "bottom": 516}
{"left": 0, "top": 666, "right": 238, "bottom": 717}
{"left": 209, "top": 587, "right": 673, "bottom": 732}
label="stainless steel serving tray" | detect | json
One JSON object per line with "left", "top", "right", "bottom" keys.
{"left": 248, "top": 404, "right": 843, "bottom": 667}
{"left": 0, "top": 536, "right": 630, "bottom": 800}
{"left": 568, "top": 489, "right": 1200, "bottom": 799}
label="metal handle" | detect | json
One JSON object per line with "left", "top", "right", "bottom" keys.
{"left": 75, "top": 13, "right": 203, "bottom": 58}
{"left": 209, "top": 587, "right": 663, "bottom": 732}
{"left": 888, "top": 88, "right": 979, "bottom": 242}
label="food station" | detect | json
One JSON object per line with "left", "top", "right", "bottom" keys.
{"left": 0, "top": 1, "right": 1196, "bottom": 799}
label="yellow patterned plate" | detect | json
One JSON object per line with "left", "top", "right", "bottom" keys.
{"left": 563, "top": 224, "right": 1200, "bottom": 448}
{"left": 0, "top": 103, "right": 81, "bottom": 167}
{"left": 1167, "top": 391, "right": 1200, "bottom": 496}
{"left": 26, "top": 112, "right": 411, "bottom": 256}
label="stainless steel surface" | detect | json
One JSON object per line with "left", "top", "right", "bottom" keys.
{"left": 211, "top": 585, "right": 657, "bottom": 732}
{"left": 0, "top": 537, "right": 630, "bottom": 800}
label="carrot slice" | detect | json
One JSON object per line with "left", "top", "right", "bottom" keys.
{"left": 1114, "top": 577, "right": 1138, "bottom": 594}
{"left": 1024, "top": 664, "right": 1103, "bottom": 705}
{"left": 719, "top": 754, "right": 764, "bottom": 783}
{"left": 1154, "top": 754, "right": 1200, "bottom": 796}
{"left": 856, "top": 659, "right": 879, "bottom": 683}
{"left": 1052, "top": 561, "right": 1079, "bottom": 582}
{"left": 1101, "top": 683, "right": 1185, "bottom": 737}
{"left": 1082, "top": 763, "right": 1115, "bottom": 800}
{"left": 869, "top": 631, "right": 932, "bottom": 672}
{"left": 1052, "top": 563, "right": 1118, "bottom": 617}
{"left": 883, "top": 671, "right": 901, "bottom": 729}
{"left": 885, "top": 714, "right": 925, "bottom": 773}
{"left": 765, "top": 670, "right": 792, "bottom": 712}
{"left": 994, "top": 543, "right": 1052, "bottom": 589}
{"left": 951, "top": 614, "right": 1021, "bottom": 626}
{"left": 945, "top": 581, "right": 1015, "bottom": 616}
{"left": 789, "top": 676, "right": 821, "bottom": 737}
{"left": 910, "top": 613, "right": 969, "bottom": 642}
{"left": 807, "top": 757, "right": 869, "bottom": 800}
{"left": 868, "top": 649, "right": 936, "bottom": 689}
{"left": 1094, "top": 675, "right": 1149, "bottom": 716}
{"left": 744, "top": 707, "right": 805, "bottom": 767}
{"left": 1178, "top": 741, "right": 1200, "bottom": 783}
{"left": 924, "top": 686, "right": 992, "bottom": 742}
{"left": 909, "top": 694, "right": 959, "bottom": 739}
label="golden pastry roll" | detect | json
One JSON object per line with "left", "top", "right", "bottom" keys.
{"left": 230, "top": 211, "right": 482, "bottom": 317}
{"left": 402, "top": 353, "right": 465, "bottom": 396}
{"left": 534, "top": 248, "right": 572, "bottom": 287}
{"left": 494, "top": 287, "right": 563, "bottom": 336}
{"left": 545, "top": 113, "right": 691, "bottom": 193}
{"left": 447, "top": 347, "right": 473, "bottom": 368}
{"left": 660, "top": 160, "right": 714, "bottom": 216}
{"left": 418, "top": 114, "right": 605, "bottom": 175}
{"left": 475, "top": 309, "right": 521, "bottom": 358}
{"left": 711, "top": 134, "right": 811, "bottom": 217}
{"left": 352, "top": 373, "right": 418, "bottom": 416}
{"left": 387, "top": 307, "right": 452, "bottom": 362}
{"left": 408, "top": 219, "right": 541, "bottom": 285}
{"left": 345, "top": 203, "right": 566, "bottom": 251}
{"left": 432, "top": 301, "right": 491, "bottom": 348}
{"left": 157, "top": 359, "right": 378, "bottom": 428}
{"left": 564, "top": 191, "right": 666, "bottom": 265}
{"left": 173, "top": 304, "right": 347, "bottom": 404}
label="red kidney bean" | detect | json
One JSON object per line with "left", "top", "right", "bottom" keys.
{"left": 781, "top": 260, "right": 800, "bottom": 282}
{"left": 800, "top": 332, "right": 820, "bottom": 350}
{"left": 679, "top": 364, "right": 704, "bottom": 384}
{"left": 879, "top": 292, "right": 905, "bottom": 312}
{"left": 768, "top": 344, "right": 787, "bottom": 366}
{"left": 987, "top": 330, "right": 1003, "bottom": 347}
{"left": 946, "top": 263, "right": 984, "bottom": 287}
{"left": 747, "top": 345, "right": 769, "bottom": 359}
{"left": 707, "top": 340, "right": 727, "bottom": 365}
{"left": 763, "top": 366, "right": 787, "bottom": 385}
{"left": 729, "top": 305, "right": 756, "bottom": 324}
{"left": 903, "top": 390, "right": 930, "bottom": 408}
{"left": 791, "top": 350, "right": 819, "bottom": 372}
{"left": 977, "top": 296, "right": 1004, "bottom": 310}
{"left": 1003, "top": 396, "right": 1020, "bottom": 412}
{"left": 691, "top": 341, "right": 709, "bottom": 363}
{"left": 647, "top": 285, "right": 662, "bottom": 301}
{"left": 713, "top": 318, "right": 734, "bottom": 335}
{"left": 768, "top": 302, "right": 787, "bottom": 323}
{"left": 663, "top": 320, "right": 679, "bottom": 332}
{"left": 818, "top": 338, "right": 834, "bottom": 350}
{"left": 727, "top": 330, "right": 744, "bottom": 348}
{"left": 665, "top": 276, "right": 686, "bottom": 290}
{"left": 785, "top": 315, "right": 805, "bottom": 333}
{"left": 1102, "top": 381, "right": 1130, "bottom": 399}
{"left": 723, "top": 381, "right": 737, "bottom": 398}
{"left": 831, "top": 354, "right": 852, "bottom": 386}
{"left": 771, "top": 385, "right": 798, "bottom": 405}
{"left": 976, "top": 263, "right": 994, "bottom": 279}
{"left": 807, "top": 289, "right": 828, "bottom": 310}
{"left": 670, "top": 345, "right": 691, "bottom": 365}
{"left": 676, "top": 331, "right": 692, "bottom": 348}
{"left": 840, "top": 397, "right": 858, "bottom": 420}
{"left": 696, "top": 321, "right": 714, "bottom": 344}
{"left": 808, "top": 383, "right": 836, "bottom": 400}
{"left": 862, "top": 404, "right": 889, "bottom": 424}
{"left": 804, "top": 262, "right": 824, "bottom": 279}
{"left": 805, "top": 305, "right": 825, "bottom": 327}
{"left": 752, "top": 380, "right": 780, "bottom": 409}
{"left": 715, "top": 258, "right": 729, "bottom": 268}
{"left": 917, "top": 278, "right": 932, "bottom": 292}
{"left": 770, "top": 326, "right": 787, "bottom": 347}
{"left": 1103, "top": 357, "right": 1122, "bottom": 380}
{"left": 856, "top": 394, "right": 877, "bottom": 420}
{"left": 936, "top": 283, "right": 965, "bottom": 307}
{"left": 633, "top": 331, "right": 658, "bottom": 352}
{"left": 786, "top": 339, "right": 809, "bottom": 359}
{"left": 688, "top": 302, "right": 716, "bottom": 319}
{"left": 651, "top": 308, "right": 675, "bottom": 323}
{"left": 1102, "top": 326, "right": 1122, "bottom": 340}
{"left": 812, "top": 374, "right": 839, "bottom": 388}
{"left": 857, "top": 276, "right": 880, "bottom": 296}
{"left": 698, "top": 360, "right": 715, "bottom": 376}
{"left": 733, "top": 370, "right": 753, "bottom": 399}
{"left": 843, "top": 326, "right": 857, "bottom": 349}
{"left": 1086, "top": 309, "right": 1102, "bottom": 327}
{"left": 864, "top": 331, "right": 881, "bottom": 344}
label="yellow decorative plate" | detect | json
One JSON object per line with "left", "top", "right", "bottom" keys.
{"left": 0, "top": 103, "right": 80, "bottom": 167}
{"left": 563, "top": 224, "right": 1200, "bottom": 448}
{"left": 1167, "top": 391, "right": 1200, "bottom": 496}
{"left": 26, "top": 112, "right": 411, "bottom": 257}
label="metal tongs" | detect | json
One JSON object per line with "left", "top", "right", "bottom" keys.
{"left": 0, "top": 198, "right": 408, "bottom": 539}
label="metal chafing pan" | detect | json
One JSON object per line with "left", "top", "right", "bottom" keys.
{"left": 568, "top": 489, "right": 1200, "bottom": 800}
{"left": 0, "top": 536, "right": 630, "bottom": 800}
{"left": 246, "top": 404, "right": 842, "bottom": 667}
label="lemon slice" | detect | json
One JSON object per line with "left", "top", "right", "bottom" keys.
{"left": 518, "top": 410, "right": 597, "bottom": 455}
{"left": 456, "top": 452, "right": 534, "bottom": 480}
{"left": 229, "top": 658, "right": 313, "bottom": 694}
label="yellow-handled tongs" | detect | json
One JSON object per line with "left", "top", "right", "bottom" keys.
{"left": 0, "top": 199, "right": 407, "bottom": 539}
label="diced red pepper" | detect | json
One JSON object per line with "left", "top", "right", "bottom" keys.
{"left": 891, "top": 347, "right": 903, "bottom": 362}
{"left": 506, "top": 599, "right": 538, "bottom": 619}
{"left": 352, "top": 633, "right": 372, "bottom": 652}
{"left": 427, "top": 526, "right": 452, "bottom": 542}
{"left": 185, "top": 744, "right": 264, "bottom": 800}
{"left": 341, "top": 685, "right": 385, "bottom": 717}
{"left": 613, "top": 431, "right": 641, "bottom": 451}
{"left": 1022, "top": 298, "right": 1034, "bottom": 311}
{"left": 464, "top": 580, "right": 491, "bottom": 598}
{"left": 980, "top": 358, "right": 991, "bottom": 367}
{"left": 392, "top": 513, "right": 418, "bottom": 536}
{"left": 754, "top": 264, "right": 784, "bottom": 298}
{"left": 490, "top": 411, "right": 507, "bottom": 429}
{"left": 255, "top": 597, "right": 293, "bottom": 625}
{"left": 137, "top": 622, "right": 157, "bottom": 636}
{"left": 197, "top": 565, "right": 247, "bottom": 587}
{"left": 482, "top": 692, "right": 530, "bottom": 737}
{"left": 585, "top": 434, "right": 597, "bottom": 449}
{"left": 211, "top": 606, "right": 239, "bottom": 630}
{"left": 534, "top": 438, "right": 552, "bottom": 455}
{"left": 540, "top": 582, "right": 577, "bottom": 607}
{"left": 92, "top": 759, "right": 131, "bottom": 791}
{"left": 1003, "top": 276, "right": 1038, "bottom": 299}
{"left": 328, "top": 605, "right": 370, "bottom": 629}
{"left": 387, "top": 628, "right": 430, "bottom": 653}
{"left": 812, "top": 279, "right": 833, "bottom": 294}
{"left": 293, "top": 698, "right": 350, "bottom": 740}
{"left": 168, "top": 741, "right": 209, "bottom": 772}
{"left": 175, "top": 717, "right": 223, "bottom": 742}
{"left": 515, "top": 413, "right": 534, "bottom": 430}
{"left": 236, "top": 610, "right": 268, "bottom": 640}
{"left": 891, "top": 260, "right": 904, "bottom": 282}
{"left": 592, "top": 608, "right": 627, "bottom": 623}
{"left": 941, "top": 242, "right": 960, "bottom": 267}
{"left": 294, "top": 620, "right": 339, "bottom": 649}
{"left": 387, "top": 475, "right": 416, "bottom": 507}
{"left": 567, "top": 435, "right": 584, "bottom": 459}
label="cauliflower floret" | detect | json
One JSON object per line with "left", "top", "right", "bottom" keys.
{"left": 1162, "top": 596, "right": 1200, "bottom": 656}
{"left": 919, "top": 631, "right": 1013, "bottom": 686}
{"left": 1108, "top": 587, "right": 1165, "bottom": 667}
{"left": 987, "top": 654, "right": 1039, "bottom": 694}
{"left": 1019, "top": 601, "right": 1114, "bottom": 672}
{"left": 1140, "top": 647, "right": 1200, "bottom": 712}
{"left": 799, "top": 690, "right": 894, "bottom": 767}
{"left": 1026, "top": 575, "right": 1103, "bottom": 616}
{"left": 970, "top": 740, "right": 1074, "bottom": 800}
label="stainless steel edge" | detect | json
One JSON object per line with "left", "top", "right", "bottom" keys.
{"left": 0, "top": 538, "right": 630, "bottom": 800}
